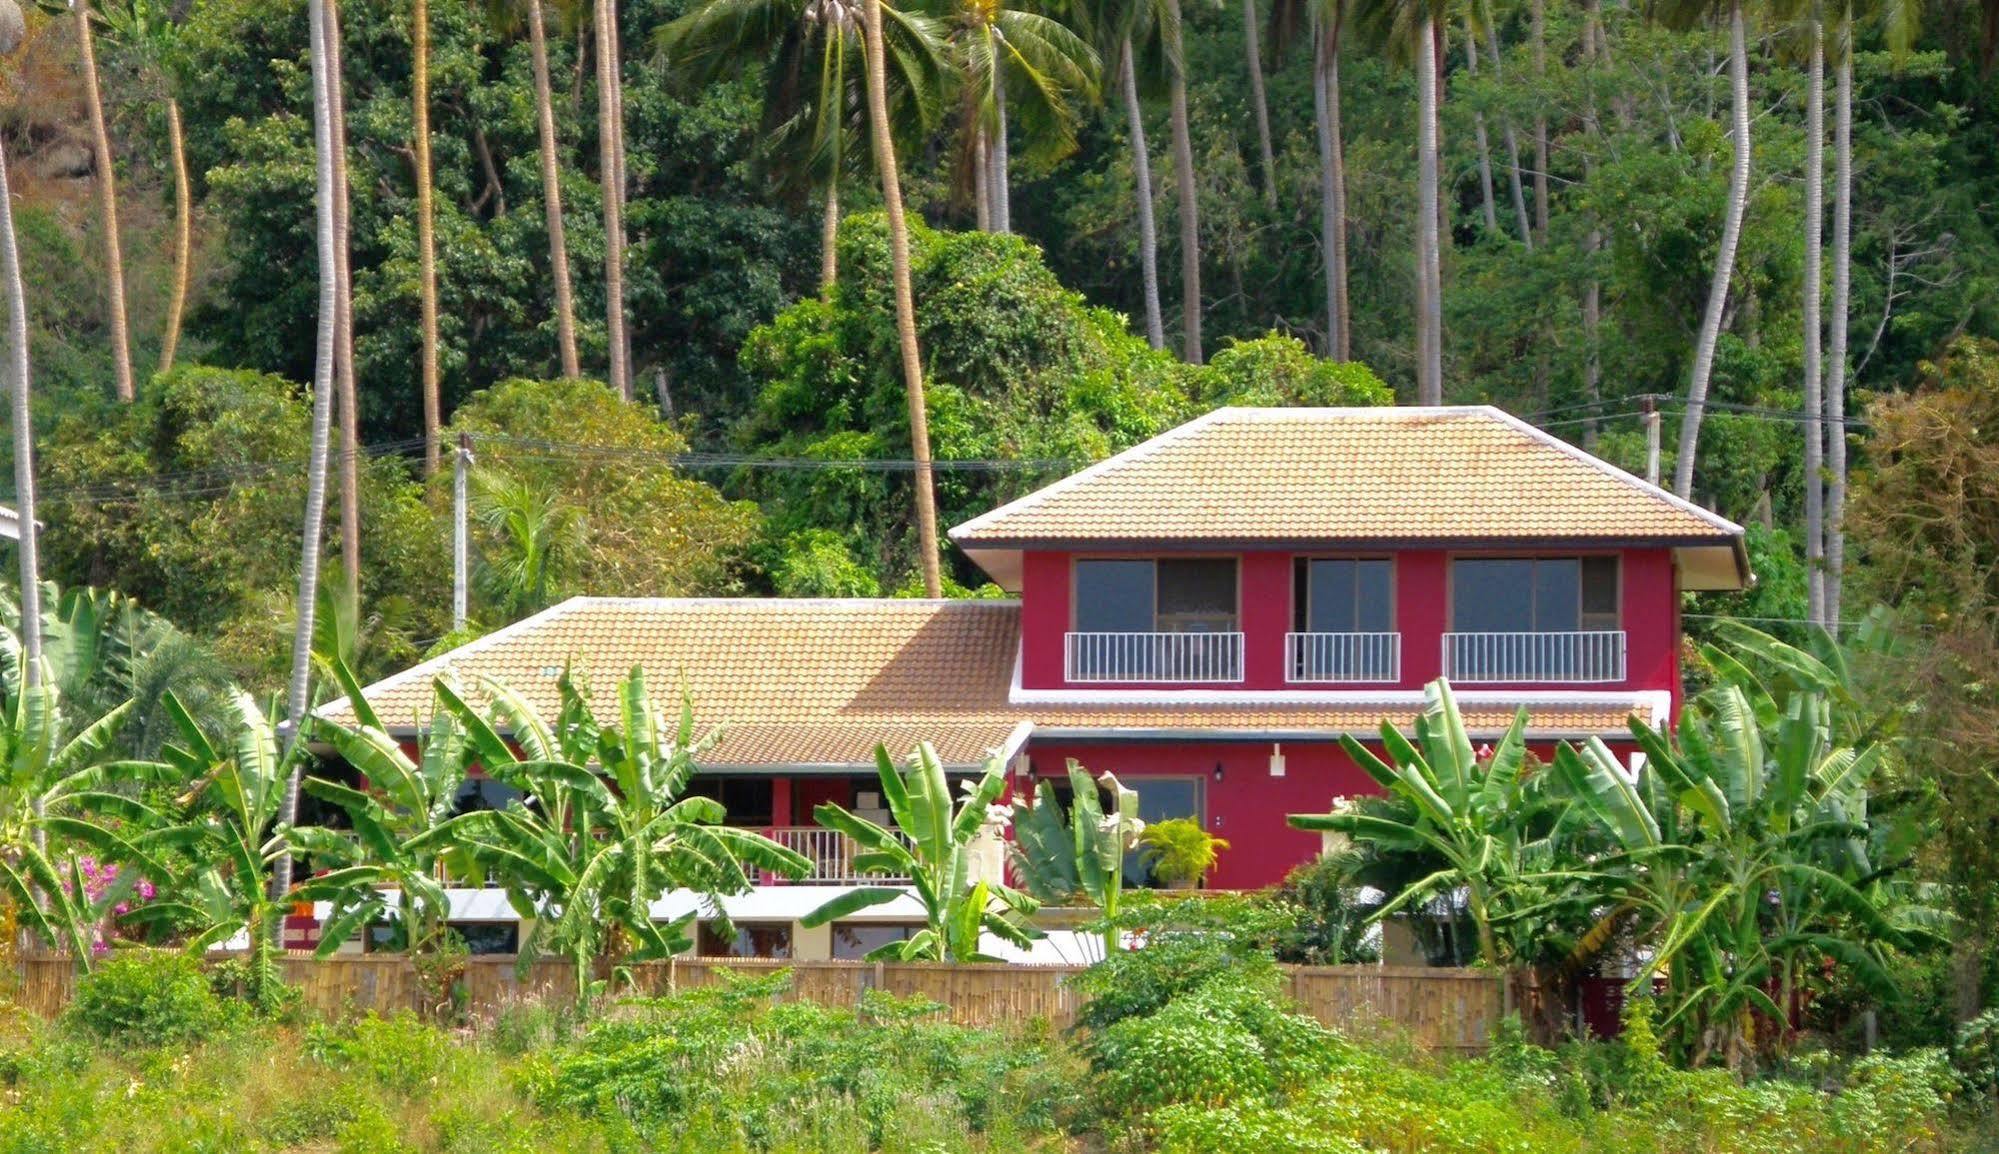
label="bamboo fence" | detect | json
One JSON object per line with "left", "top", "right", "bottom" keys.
{"left": 9, "top": 954, "right": 1502, "bottom": 1053}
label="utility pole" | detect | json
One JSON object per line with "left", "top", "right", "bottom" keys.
{"left": 1643, "top": 396, "right": 1662, "bottom": 487}
{"left": 453, "top": 433, "right": 472, "bottom": 631}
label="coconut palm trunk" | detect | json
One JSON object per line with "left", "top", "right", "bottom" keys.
{"left": 1243, "top": 0, "right": 1277, "bottom": 209}
{"left": 1415, "top": 12, "right": 1442, "bottom": 403}
{"left": 527, "top": 0, "right": 580, "bottom": 377}
{"left": 1483, "top": 22, "right": 1532, "bottom": 250}
{"left": 989, "top": 65, "right": 1011, "bottom": 234}
{"left": 75, "top": 0, "right": 134, "bottom": 403}
{"left": 159, "top": 99, "right": 192, "bottom": 374}
{"left": 275, "top": 0, "right": 343, "bottom": 903}
{"left": 328, "top": 0, "right": 361, "bottom": 620}
{"left": 1312, "top": 9, "right": 1350, "bottom": 360}
{"left": 1671, "top": 0, "right": 1751, "bottom": 499}
{"left": 1, "top": 97, "right": 40, "bottom": 684}
{"left": 1824, "top": 10, "right": 1851, "bottom": 625}
{"left": 414, "top": 0, "right": 442, "bottom": 476}
{"left": 595, "top": 0, "right": 631, "bottom": 400}
{"left": 1119, "top": 40, "right": 1165, "bottom": 349}
{"left": 1463, "top": 15, "right": 1497, "bottom": 235}
{"left": 861, "top": 0, "right": 941, "bottom": 597}
{"left": 973, "top": 129, "right": 991, "bottom": 230}
{"left": 1802, "top": 11, "right": 1825, "bottom": 623}
{"left": 820, "top": 183, "right": 840, "bottom": 293}
{"left": 1530, "top": 0, "right": 1547, "bottom": 240}
{"left": 1164, "top": 0, "right": 1200, "bottom": 363}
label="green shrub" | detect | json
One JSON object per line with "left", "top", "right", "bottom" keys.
{"left": 1151, "top": 1099, "right": 1373, "bottom": 1153}
{"left": 64, "top": 950, "right": 228, "bottom": 1047}
{"left": 1070, "top": 934, "right": 1278, "bottom": 1032}
{"left": 304, "top": 1013, "right": 459, "bottom": 1096}
{"left": 1952, "top": 1007, "right": 1999, "bottom": 1098}
{"left": 1089, "top": 998, "right": 1274, "bottom": 1111}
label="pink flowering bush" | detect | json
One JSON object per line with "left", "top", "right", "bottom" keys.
{"left": 59, "top": 855, "right": 157, "bottom": 957}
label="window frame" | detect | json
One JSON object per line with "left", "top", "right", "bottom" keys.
{"left": 1447, "top": 554, "right": 1623, "bottom": 634}
{"left": 695, "top": 920, "right": 794, "bottom": 960}
{"left": 1069, "top": 554, "right": 1243, "bottom": 634}
{"left": 1291, "top": 556, "right": 1397, "bottom": 635}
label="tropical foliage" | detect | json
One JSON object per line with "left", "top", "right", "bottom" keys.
{"left": 801, "top": 742, "right": 1040, "bottom": 961}
{"left": 1008, "top": 758, "right": 1143, "bottom": 957}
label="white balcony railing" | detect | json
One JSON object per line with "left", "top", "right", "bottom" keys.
{"left": 767, "top": 826, "right": 911, "bottom": 885}
{"left": 1285, "top": 632, "right": 1402, "bottom": 683}
{"left": 1064, "top": 631, "right": 1245, "bottom": 683}
{"left": 1441, "top": 631, "right": 1627, "bottom": 684}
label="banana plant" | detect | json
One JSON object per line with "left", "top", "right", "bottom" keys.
{"left": 286, "top": 661, "right": 476, "bottom": 963}
{"left": 433, "top": 666, "right": 811, "bottom": 1003}
{"left": 1008, "top": 759, "right": 1143, "bottom": 959}
{"left": 0, "top": 659, "right": 171, "bottom": 965}
{"left": 802, "top": 742, "right": 1042, "bottom": 962}
{"left": 1288, "top": 679, "right": 1591, "bottom": 968}
{"left": 1552, "top": 632, "right": 1941, "bottom": 1070}
{"left": 132, "top": 690, "right": 299, "bottom": 1009}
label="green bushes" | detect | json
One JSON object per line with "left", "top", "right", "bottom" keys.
{"left": 64, "top": 950, "right": 229, "bottom": 1046}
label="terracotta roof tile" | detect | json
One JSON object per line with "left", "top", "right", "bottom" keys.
{"left": 318, "top": 599, "right": 1651, "bottom": 768}
{"left": 949, "top": 407, "right": 1742, "bottom": 546}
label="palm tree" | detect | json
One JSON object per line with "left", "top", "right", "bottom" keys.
{"left": 272, "top": 0, "right": 343, "bottom": 901}
{"left": 862, "top": 0, "right": 942, "bottom": 596}
{"left": 594, "top": 0, "right": 631, "bottom": 400}
{"left": 1460, "top": 12, "right": 1496, "bottom": 235}
{"left": 0, "top": 0, "right": 42, "bottom": 688}
{"left": 526, "top": 0, "right": 581, "bottom": 376}
{"left": 414, "top": 0, "right": 442, "bottom": 475}
{"left": 655, "top": 0, "right": 948, "bottom": 291}
{"left": 1668, "top": 0, "right": 1753, "bottom": 500}
{"left": 94, "top": 0, "right": 190, "bottom": 374}
{"left": 1243, "top": 0, "right": 1276, "bottom": 209}
{"left": 1311, "top": 0, "right": 1350, "bottom": 357}
{"left": 72, "top": 0, "right": 136, "bottom": 403}
{"left": 1414, "top": 5, "right": 1442, "bottom": 401}
{"left": 1480, "top": 4, "right": 1531, "bottom": 248}
{"left": 1801, "top": 4, "right": 1825, "bottom": 623}
{"left": 1118, "top": 38, "right": 1164, "bottom": 347}
{"left": 946, "top": 0, "right": 1099, "bottom": 235}
{"left": 1162, "top": 0, "right": 1198, "bottom": 362}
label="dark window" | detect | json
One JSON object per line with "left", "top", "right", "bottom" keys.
{"left": 684, "top": 777, "right": 775, "bottom": 827}
{"left": 1452, "top": 558, "right": 1620, "bottom": 633}
{"left": 452, "top": 922, "right": 519, "bottom": 955}
{"left": 697, "top": 921, "right": 793, "bottom": 959}
{"left": 1073, "top": 558, "right": 1239, "bottom": 633}
{"left": 1293, "top": 558, "right": 1394, "bottom": 633}
{"left": 453, "top": 777, "right": 523, "bottom": 817}
{"left": 1047, "top": 774, "right": 1204, "bottom": 888}
{"left": 831, "top": 922, "right": 924, "bottom": 960}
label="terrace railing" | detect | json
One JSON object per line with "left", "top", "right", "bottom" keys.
{"left": 1284, "top": 632, "right": 1402, "bottom": 683}
{"left": 1063, "top": 631, "right": 1245, "bottom": 684}
{"left": 1440, "top": 630, "right": 1627, "bottom": 684}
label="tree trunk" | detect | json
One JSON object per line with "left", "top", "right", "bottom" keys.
{"left": 1531, "top": 0, "right": 1548, "bottom": 241}
{"left": 861, "top": 0, "right": 941, "bottom": 597}
{"left": 990, "top": 65, "right": 1011, "bottom": 234}
{"left": 1121, "top": 41, "right": 1165, "bottom": 350}
{"left": 595, "top": 0, "right": 630, "bottom": 399}
{"left": 1313, "top": 16, "right": 1351, "bottom": 360}
{"left": 277, "top": 0, "right": 342, "bottom": 903}
{"left": 529, "top": 0, "right": 580, "bottom": 378}
{"left": 1165, "top": 0, "right": 1202, "bottom": 364}
{"left": 1672, "top": 1, "right": 1751, "bottom": 500}
{"left": 1, "top": 131, "right": 41, "bottom": 686}
{"left": 1802, "top": 14, "right": 1826, "bottom": 624}
{"left": 327, "top": 0, "right": 360, "bottom": 623}
{"left": 1243, "top": 0, "right": 1277, "bottom": 210}
{"left": 1416, "top": 14, "right": 1443, "bottom": 403}
{"left": 1825, "top": 15, "right": 1851, "bottom": 625}
{"left": 972, "top": 128, "right": 991, "bottom": 231}
{"left": 820, "top": 182, "right": 840, "bottom": 293}
{"left": 1484, "top": 24, "right": 1532, "bottom": 251}
{"left": 76, "top": 1, "right": 134, "bottom": 403}
{"left": 1581, "top": 0, "right": 1603, "bottom": 450}
{"left": 1464, "top": 16, "right": 1498, "bottom": 236}
{"left": 159, "top": 98, "right": 191, "bottom": 374}
{"left": 414, "top": 0, "right": 441, "bottom": 476}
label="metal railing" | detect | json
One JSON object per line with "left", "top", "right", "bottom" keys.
{"left": 1441, "top": 631, "right": 1627, "bottom": 683}
{"left": 1063, "top": 631, "right": 1245, "bottom": 683}
{"left": 767, "top": 826, "right": 911, "bottom": 885}
{"left": 1284, "top": 632, "right": 1402, "bottom": 683}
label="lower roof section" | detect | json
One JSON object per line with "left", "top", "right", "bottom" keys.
{"left": 317, "top": 597, "right": 1662, "bottom": 769}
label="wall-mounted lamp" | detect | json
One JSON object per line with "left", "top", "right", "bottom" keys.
{"left": 1010, "top": 754, "right": 1032, "bottom": 780}
{"left": 1213, "top": 762, "right": 1225, "bottom": 782}
{"left": 1269, "top": 743, "right": 1287, "bottom": 778}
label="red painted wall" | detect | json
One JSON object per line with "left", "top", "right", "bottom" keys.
{"left": 1025, "top": 739, "right": 1380, "bottom": 890}
{"left": 791, "top": 777, "right": 853, "bottom": 825}
{"left": 1017, "top": 547, "right": 1686, "bottom": 700}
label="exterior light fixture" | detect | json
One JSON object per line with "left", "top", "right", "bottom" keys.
{"left": 1269, "top": 743, "right": 1287, "bottom": 777}
{"left": 1213, "top": 762, "right": 1224, "bottom": 782}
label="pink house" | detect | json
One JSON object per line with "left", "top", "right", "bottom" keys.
{"left": 320, "top": 406, "right": 1747, "bottom": 956}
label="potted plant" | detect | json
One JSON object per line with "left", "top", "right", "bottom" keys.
{"left": 1136, "top": 818, "right": 1229, "bottom": 889}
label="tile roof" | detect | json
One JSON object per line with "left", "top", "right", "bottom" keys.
{"left": 318, "top": 598, "right": 1653, "bottom": 769}
{"left": 949, "top": 406, "right": 1743, "bottom": 547}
